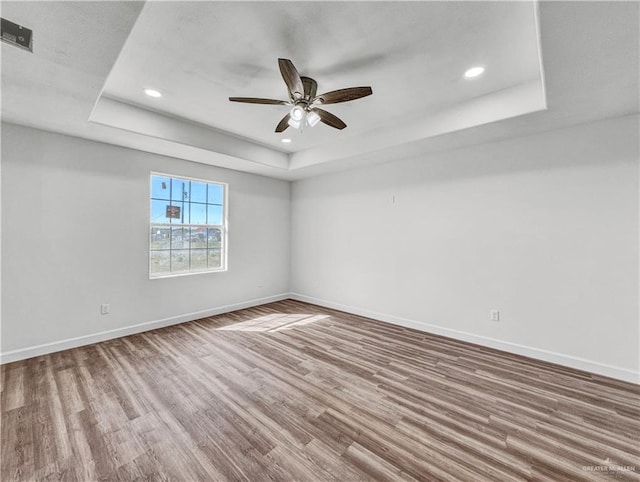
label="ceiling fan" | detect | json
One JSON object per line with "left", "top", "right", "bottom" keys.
{"left": 229, "top": 58, "right": 373, "bottom": 133}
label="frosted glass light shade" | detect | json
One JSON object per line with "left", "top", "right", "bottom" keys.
{"left": 287, "top": 117, "right": 301, "bottom": 129}
{"left": 290, "top": 105, "right": 305, "bottom": 121}
{"left": 307, "top": 111, "right": 321, "bottom": 127}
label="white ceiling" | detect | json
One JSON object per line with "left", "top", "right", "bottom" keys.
{"left": 1, "top": 1, "right": 638, "bottom": 180}
{"left": 102, "top": 1, "right": 541, "bottom": 152}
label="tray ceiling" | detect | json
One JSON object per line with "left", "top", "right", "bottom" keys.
{"left": 2, "top": 1, "right": 638, "bottom": 179}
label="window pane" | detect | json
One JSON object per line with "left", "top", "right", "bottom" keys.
{"left": 150, "top": 226, "right": 171, "bottom": 249}
{"left": 151, "top": 175, "right": 171, "bottom": 200}
{"left": 171, "top": 250, "right": 190, "bottom": 272}
{"left": 151, "top": 200, "right": 172, "bottom": 223}
{"left": 171, "top": 203, "right": 187, "bottom": 224}
{"left": 208, "top": 247, "right": 222, "bottom": 269}
{"left": 171, "top": 227, "right": 190, "bottom": 249}
{"left": 207, "top": 205, "right": 223, "bottom": 225}
{"left": 171, "top": 178, "right": 189, "bottom": 202}
{"left": 208, "top": 183, "right": 224, "bottom": 204}
{"left": 151, "top": 200, "right": 185, "bottom": 224}
{"left": 208, "top": 228, "right": 222, "bottom": 248}
{"left": 190, "top": 203, "right": 206, "bottom": 225}
{"left": 191, "top": 182, "right": 207, "bottom": 203}
{"left": 191, "top": 249, "right": 207, "bottom": 271}
{"left": 191, "top": 227, "right": 207, "bottom": 248}
{"left": 150, "top": 250, "right": 170, "bottom": 274}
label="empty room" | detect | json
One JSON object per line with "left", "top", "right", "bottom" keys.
{"left": 1, "top": 1, "right": 639, "bottom": 481}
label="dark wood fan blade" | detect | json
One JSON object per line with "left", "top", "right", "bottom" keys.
{"left": 313, "top": 86, "right": 372, "bottom": 105}
{"left": 275, "top": 113, "right": 290, "bottom": 133}
{"left": 278, "top": 58, "right": 304, "bottom": 99}
{"left": 229, "top": 97, "right": 288, "bottom": 105}
{"left": 312, "top": 108, "right": 347, "bottom": 130}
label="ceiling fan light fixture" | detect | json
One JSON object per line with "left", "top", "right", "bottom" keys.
{"left": 229, "top": 59, "right": 372, "bottom": 134}
{"left": 287, "top": 117, "right": 301, "bottom": 129}
{"left": 290, "top": 105, "right": 305, "bottom": 121}
{"left": 307, "top": 110, "right": 321, "bottom": 127}
{"left": 464, "top": 66, "right": 485, "bottom": 79}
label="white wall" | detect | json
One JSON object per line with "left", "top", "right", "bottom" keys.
{"left": 291, "top": 115, "right": 639, "bottom": 382}
{"left": 2, "top": 117, "right": 638, "bottom": 383}
{"left": 1, "top": 123, "right": 291, "bottom": 358}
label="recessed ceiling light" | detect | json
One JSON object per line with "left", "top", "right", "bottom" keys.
{"left": 464, "top": 66, "right": 485, "bottom": 79}
{"left": 281, "top": 138, "right": 292, "bottom": 143}
{"left": 144, "top": 88, "right": 163, "bottom": 98}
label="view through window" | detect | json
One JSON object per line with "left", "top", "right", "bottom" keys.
{"left": 150, "top": 173, "right": 227, "bottom": 277}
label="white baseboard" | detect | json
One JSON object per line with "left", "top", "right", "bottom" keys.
{"left": 0, "top": 293, "right": 289, "bottom": 364}
{"left": 4, "top": 292, "right": 638, "bottom": 385}
{"left": 289, "top": 293, "right": 640, "bottom": 385}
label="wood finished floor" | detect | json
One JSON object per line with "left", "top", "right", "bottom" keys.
{"left": 2, "top": 300, "right": 639, "bottom": 482}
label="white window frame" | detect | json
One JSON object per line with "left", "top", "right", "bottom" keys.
{"left": 149, "top": 171, "right": 228, "bottom": 278}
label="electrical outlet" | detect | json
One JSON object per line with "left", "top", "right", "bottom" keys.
{"left": 100, "top": 304, "right": 110, "bottom": 315}
{"left": 490, "top": 310, "right": 500, "bottom": 322}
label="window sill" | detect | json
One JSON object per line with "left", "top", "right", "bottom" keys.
{"left": 149, "top": 268, "right": 228, "bottom": 280}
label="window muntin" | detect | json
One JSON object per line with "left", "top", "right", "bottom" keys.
{"left": 149, "top": 173, "right": 226, "bottom": 277}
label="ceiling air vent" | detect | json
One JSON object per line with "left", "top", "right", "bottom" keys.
{"left": 1, "top": 18, "right": 33, "bottom": 52}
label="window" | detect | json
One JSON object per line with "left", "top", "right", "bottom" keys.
{"left": 149, "top": 173, "right": 227, "bottom": 277}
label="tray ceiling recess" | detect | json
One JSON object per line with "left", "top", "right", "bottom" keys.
{"left": 89, "top": 1, "right": 546, "bottom": 177}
